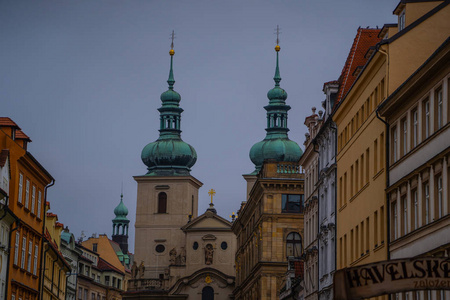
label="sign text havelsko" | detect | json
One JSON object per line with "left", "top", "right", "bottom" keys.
{"left": 334, "top": 257, "right": 450, "bottom": 300}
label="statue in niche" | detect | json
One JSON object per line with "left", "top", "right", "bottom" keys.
{"left": 169, "top": 248, "right": 177, "bottom": 265}
{"left": 205, "top": 244, "right": 214, "bottom": 265}
{"left": 180, "top": 247, "right": 186, "bottom": 265}
{"left": 131, "top": 261, "right": 138, "bottom": 279}
{"left": 138, "top": 261, "right": 145, "bottom": 278}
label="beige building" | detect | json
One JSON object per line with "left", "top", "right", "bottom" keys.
{"left": 378, "top": 36, "right": 450, "bottom": 300}
{"left": 124, "top": 45, "right": 236, "bottom": 300}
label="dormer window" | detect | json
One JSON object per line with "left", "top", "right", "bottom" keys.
{"left": 399, "top": 9, "right": 406, "bottom": 31}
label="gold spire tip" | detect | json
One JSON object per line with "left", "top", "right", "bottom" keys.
{"left": 275, "top": 45, "right": 280, "bottom": 52}
{"left": 169, "top": 49, "right": 175, "bottom": 56}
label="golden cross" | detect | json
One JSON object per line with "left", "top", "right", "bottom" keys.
{"left": 275, "top": 25, "right": 281, "bottom": 45}
{"left": 170, "top": 30, "right": 175, "bottom": 50}
{"left": 208, "top": 189, "right": 216, "bottom": 204}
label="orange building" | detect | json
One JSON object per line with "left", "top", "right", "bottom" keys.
{"left": 0, "top": 118, "right": 54, "bottom": 300}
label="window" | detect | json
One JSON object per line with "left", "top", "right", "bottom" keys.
{"left": 157, "top": 192, "right": 167, "bottom": 213}
{"left": 423, "top": 99, "right": 430, "bottom": 138}
{"left": 374, "top": 211, "right": 378, "bottom": 246}
{"left": 155, "top": 244, "right": 165, "bottom": 253}
{"left": 401, "top": 118, "right": 407, "bottom": 156}
{"left": 399, "top": 9, "right": 405, "bottom": 31}
{"left": 413, "top": 190, "right": 418, "bottom": 230}
{"left": 14, "top": 232, "right": 19, "bottom": 265}
{"left": 27, "top": 240, "right": 32, "bottom": 272}
{"left": 392, "top": 201, "right": 398, "bottom": 240}
{"left": 18, "top": 174, "right": 23, "bottom": 204}
{"left": 78, "top": 287, "right": 82, "bottom": 300}
{"left": 93, "top": 243, "right": 98, "bottom": 252}
{"left": 221, "top": 241, "right": 228, "bottom": 250}
{"left": 92, "top": 293, "right": 95, "bottom": 300}
{"left": 435, "top": 87, "right": 443, "bottom": 129}
{"left": 21, "top": 236, "right": 26, "bottom": 269}
{"left": 84, "top": 289, "right": 88, "bottom": 300}
{"left": 424, "top": 183, "right": 430, "bottom": 224}
{"left": 437, "top": 176, "right": 443, "bottom": 219}
{"left": 286, "top": 232, "right": 302, "bottom": 257}
{"left": 402, "top": 197, "right": 408, "bottom": 235}
{"left": 31, "top": 186, "right": 36, "bottom": 214}
{"left": 33, "top": 244, "right": 38, "bottom": 275}
{"left": 412, "top": 109, "right": 418, "bottom": 147}
{"left": 25, "top": 179, "right": 30, "bottom": 208}
{"left": 392, "top": 126, "right": 398, "bottom": 162}
{"left": 37, "top": 191, "right": 42, "bottom": 219}
{"left": 373, "top": 139, "right": 378, "bottom": 175}
{"left": 281, "top": 194, "right": 304, "bottom": 213}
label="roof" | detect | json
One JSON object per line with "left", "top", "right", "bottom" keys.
{"left": 15, "top": 130, "right": 31, "bottom": 142}
{"left": 0, "top": 149, "right": 9, "bottom": 168}
{"left": 97, "top": 257, "right": 125, "bottom": 275}
{"left": 335, "top": 28, "right": 382, "bottom": 109}
{"left": 0, "top": 117, "right": 20, "bottom": 128}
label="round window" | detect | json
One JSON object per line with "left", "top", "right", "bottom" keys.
{"left": 221, "top": 241, "right": 228, "bottom": 250}
{"left": 155, "top": 244, "right": 165, "bottom": 253}
{"left": 193, "top": 241, "right": 199, "bottom": 250}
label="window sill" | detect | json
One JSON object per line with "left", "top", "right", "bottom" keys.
{"left": 374, "top": 241, "right": 385, "bottom": 253}
{"left": 349, "top": 182, "right": 370, "bottom": 203}
{"left": 373, "top": 168, "right": 384, "bottom": 181}
{"left": 338, "top": 203, "right": 347, "bottom": 212}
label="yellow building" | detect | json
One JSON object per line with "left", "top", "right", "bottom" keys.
{"left": 42, "top": 206, "right": 71, "bottom": 300}
{"left": 334, "top": 0, "right": 450, "bottom": 281}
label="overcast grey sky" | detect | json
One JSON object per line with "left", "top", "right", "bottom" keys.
{"left": 1, "top": 0, "right": 397, "bottom": 251}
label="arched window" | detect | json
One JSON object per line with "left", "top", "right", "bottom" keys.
{"left": 202, "top": 286, "right": 214, "bottom": 300}
{"left": 158, "top": 192, "right": 167, "bottom": 213}
{"left": 286, "top": 232, "right": 302, "bottom": 258}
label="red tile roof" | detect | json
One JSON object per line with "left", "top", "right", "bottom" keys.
{"left": 0, "top": 149, "right": 9, "bottom": 168}
{"left": 335, "top": 28, "right": 382, "bottom": 108}
{"left": 0, "top": 117, "right": 20, "bottom": 128}
{"left": 97, "top": 257, "right": 125, "bottom": 275}
{"left": 16, "top": 130, "right": 31, "bottom": 141}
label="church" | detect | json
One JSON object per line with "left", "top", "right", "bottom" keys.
{"left": 122, "top": 41, "right": 237, "bottom": 300}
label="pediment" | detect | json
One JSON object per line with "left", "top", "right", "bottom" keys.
{"left": 182, "top": 211, "right": 231, "bottom": 231}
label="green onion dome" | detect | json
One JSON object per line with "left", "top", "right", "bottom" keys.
{"left": 248, "top": 43, "right": 302, "bottom": 174}
{"left": 113, "top": 195, "right": 129, "bottom": 221}
{"left": 141, "top": 45, "right": 197, "bottom": 176}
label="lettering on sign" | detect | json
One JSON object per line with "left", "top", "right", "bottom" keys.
{"left": 334, "top": 257, "right": 450, "bottom": 299}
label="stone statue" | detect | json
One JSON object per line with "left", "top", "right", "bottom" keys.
{"left": 131, "top": 261, "right": 138, "bottom": 279}
{"left": 180, "top": 247, "right": 186, "bottom": 265}
{"left": 169, "top": 248, "right": 177, "bottom": 265}
{"left": 138, "top": 261, "right": 145, "bottom": 278}
{"left": 205, "top": 244, "right": 214, "bottom": 265}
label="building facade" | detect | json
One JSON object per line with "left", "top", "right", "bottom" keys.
{"left": 378, "top": 36, "right": 450, "bottom": 300}
{"left": 0, "top": 117, "right": 54, "bottom": 300}
{"left": 124, "top": 44, "right": 236, "bottom": 300}
{"left": 299, "top": 108, "right": 320, "bottom": 300}
{"left": 233, "top": 42, "right": 305, "bottom": 300}
{"left": 60, "top": 229, "right": 82, "bottom": 300}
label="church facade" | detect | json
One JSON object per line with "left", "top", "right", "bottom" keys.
{"left": 123, "top": 43, "right": 236, "bottom": 300}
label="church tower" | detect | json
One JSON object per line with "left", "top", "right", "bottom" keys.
{"left": 134, "top": 36, "right": 203, "bottom": 279}
{"left": 112, "top": 193, "right": 130, "bottom": 254}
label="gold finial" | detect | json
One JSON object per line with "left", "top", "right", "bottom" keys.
{"left": 208, "top": 189, "right": 216, "bottom": 204}
{"left": 275, "top": 25, "right": 281, "bottom": 52}
{"left": 170, "top": 30, "right": 175, "bottom": 56}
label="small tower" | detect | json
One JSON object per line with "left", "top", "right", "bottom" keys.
{"left": 112, "top": 193, "right": 130, "bottom": 254}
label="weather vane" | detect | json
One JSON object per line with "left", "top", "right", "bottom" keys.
{"left": 208, "top": 189, "right": 216, "bottom": 204}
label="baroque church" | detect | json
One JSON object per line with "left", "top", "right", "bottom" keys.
{"left": 122, "top": 43, "right": 237, "bottom": 300}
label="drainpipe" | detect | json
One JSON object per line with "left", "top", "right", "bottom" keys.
{"left": 51, "top": 254, "right": 59, "bottom": 294}
{"left": 39, "top": 179, "right": 55, "bottom": 300}
{"left": 5, "top": 217, "right": 20, "bottom": 300}
{"left": 375, "top": 109, "right": 390, "bottom": 262}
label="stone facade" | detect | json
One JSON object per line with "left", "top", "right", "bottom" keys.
{"left": 233, "top": 161, "right": 305, "bottom": 300}
{"left": 60, "top": 230, "right": 82, "bottom": 300}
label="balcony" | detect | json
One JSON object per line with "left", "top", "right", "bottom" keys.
{"left": 127, "top": 278, "right": 162, "bottom": 291}
{"left": 260, "top": 160, "right": 304, "bottom": 179}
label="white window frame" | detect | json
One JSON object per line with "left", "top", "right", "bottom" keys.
{"left": 25, "top": 180, "right": 30, "bottom": 209}
{"left": 27, "top": 240, "right": 32, "bottom": 272}
{"left": 413, "top": 190, "right": 418, "bottom": 230}
{"left": 33, "top": 244, "right": 38, "bottom": 275}
{"left": 14, "top": 232, "right": 19, "bottom": 265}
{"left": 21, "top": 236, "right": 26, "bottom": 269}
{"left": 399, "top": 9, "right": 406, "bottom": 31}
{"left": 413, "top": 110, "right": 418, "bottom": 147}
{"left": 393, "top": 128, "right": 398, "bottom": 162}
{"left": 18, "top": 174, "right": 23, "bottom": 204}
{"left": 437, "top": 176, "right": 443, "bottom": 218}
{"left": 425, "top": 183, "right": 430, "bottom": 224}
{"left": 425, "top": 100, "right": 430, "bottom": 138}
{"left": 393, "top": 201, "right": 398, "bottom": 239}
{"left": 403, "top": 197, "right": 408, "bottom": 235}
{"left": 37, "top": 191, "right": 42, "bottom": 219}
{"left": 31, "top": 186, "right": 36, "bottom": 214}
{"left": 437, "top": 88, "right": 443, "bottom": 129}
{"left": 403, "top": 119, "right": 407, "bottom": 155}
